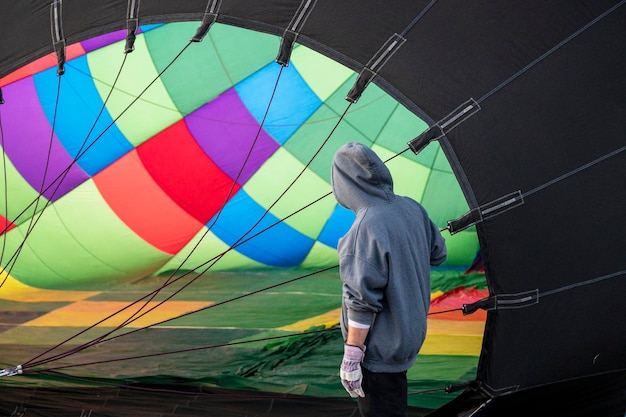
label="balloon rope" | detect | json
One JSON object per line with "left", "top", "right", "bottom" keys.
{"left": 166, "top": 64, "right": 288, "bottom": 279}
{"left": 19, "top": 42, "right": 198, "bottom": 367}
{"left": 0, "top": 41, "right": 169, "bottom": 286}
{"left": 81, "top": 52, "right": 295, "bottom": 354}
{"left": 446, "top": 145, "right": 625, "bottom": 235}
{"left": 19, "top": 31, "right": 293, "bottom": 369}
{"left": 19, "top": 368, "right": 355, "bottom": 402}
{"left": 399, "top": 1, "right": 625, "bottom": 175}
{"left": 62, "top": 49, "right": 361, "bottom": 368}
{"left": 523, "top": 146, "right": 625, "bottom": 199}
{"left": 398, "top": 0, "right": 438, "bottom": 38}
{"left": 12, "top": 2, "right": 440, "bottom": 374}
{"left": 14, "top": 53, "right": 147, "bottom": 367}
{"left": 20, "top": 84, "right": 355, "bottom": 371}
{"left": 540, "top": 270, "right": 625, "bottom": 298}
{"left": 26, "top": 327, "right": 340, "bottom": 374}
{"left": 22, "top": 254, "right": 338, "bottom": 369}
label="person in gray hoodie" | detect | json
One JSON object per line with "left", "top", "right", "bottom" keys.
{"left": 331, "top": 142, "right": 447, "bottom": 417}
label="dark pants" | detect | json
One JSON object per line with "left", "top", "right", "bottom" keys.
{"left": 357, "top": 366, "right": 408, "bottom": 417}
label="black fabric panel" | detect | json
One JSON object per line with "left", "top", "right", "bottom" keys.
{"left": 450, "top": 2, "right": 626, "bottom": 394}
{"left": 426, "top": 370, "right": 626, "bottom": 417}
{"left": 480, "top": 278, "right": 625, "bottom": 392}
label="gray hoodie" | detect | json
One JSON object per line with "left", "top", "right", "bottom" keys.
{"left": 331, "top": 142, "right": 447, "bottom": 373}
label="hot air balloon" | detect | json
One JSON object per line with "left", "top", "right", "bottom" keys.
{"left": 0, "top": 1, "right": 624, "bottom": 416}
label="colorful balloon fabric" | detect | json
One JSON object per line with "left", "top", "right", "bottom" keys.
{"left": 0, "top": 22, "right": 478, "bottom": 291}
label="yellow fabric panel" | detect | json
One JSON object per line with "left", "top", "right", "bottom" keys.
{"left": 278, "top": 307, "right": 341, "bottom": 331}
{"left": 427, "top": 318, "right": 485, "bottom": 336}
{"left": 420, "top": 333, "right": 483, "bottom": 356}
{"left": 421, "top": 319, "right": 484, "bottom": 357}
{"left": 22, "top": 300, "right": 212, "bottom": 328}
{"left": 0, "top": 273, "right": 98, "bottom": 302}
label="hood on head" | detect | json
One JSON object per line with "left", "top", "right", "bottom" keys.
{"left": 331, "top": 142, "right": 394, "bottom": 212}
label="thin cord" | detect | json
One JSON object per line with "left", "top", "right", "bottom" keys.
{"left": 398, "top": 0, "right": 439, "bottom": 38}
{"left": 26, "top": 327, "right": 340, "bottom": 373}
{"left": 478, "top": 1, "right": 625, "bottom": 104}
{"left": 23, "top": 55, "right": 294, "bottom": 366}
{"left": 8, "top": 4, "right": 464, "bottom": 375}
{"left": 23, "top": 265, "right": 338, "bottom": 369}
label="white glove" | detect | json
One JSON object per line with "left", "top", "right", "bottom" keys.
{"left": 340, "top": 344, "right": 365, "bottom": 398}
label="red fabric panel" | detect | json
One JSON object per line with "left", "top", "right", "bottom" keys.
{"left": 0, "top": 214, "right": 15, "bottom": 235}
{"left": 136, "top": 120, "right": 240, "bottom": 224}
{"left": 0, "top": 44, "right": 85, "bottom": 86}
{"left": 429, "top": 287, "right": 489, "bottom": 321}
{"left": 93, "top": 149, "right": 203, "bottom": 254}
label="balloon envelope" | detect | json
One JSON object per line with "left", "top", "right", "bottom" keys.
{"left": 0, "top": 1, "right": 624, "bottom": 416}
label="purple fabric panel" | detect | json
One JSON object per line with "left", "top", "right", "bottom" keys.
{"left": 2, "top": 77, "right": 89, "bottom": 201}
{"left": 80, "top": 29, "right": 127, "bottom": 53}
{"left": 185, "top": 88, "right": 279, "bottom": 185}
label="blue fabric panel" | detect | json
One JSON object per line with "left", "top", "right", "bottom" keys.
{"left": 34, "top": 55, "right": 133, "bottom": 176}
{"left": 209, "top": 190, "right": 315, "bottom": 267}
{"left": 235, "top": 62, "right": 322, "bottom": 144}
{"left": 317, "top": 204, "right": 354, "bottom": 248}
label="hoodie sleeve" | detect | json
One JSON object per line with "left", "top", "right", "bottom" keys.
{"left": 340, "top": 253, "right": 387, "bottom": 327}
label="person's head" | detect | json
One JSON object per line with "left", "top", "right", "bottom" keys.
{"left": 331, "top": 142, "right": 393, "bottom": 212}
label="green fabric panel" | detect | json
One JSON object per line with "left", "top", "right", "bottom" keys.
{"left": 282, "top": 101, "right": 355, "bottom": 183}
{"left": 300, "top": 241, "right": 340, "bottom": 269}
{"left": 208, "top": 24, "right": 280, "bottom": 89}
{"left": 442, "top": 231, "right": 480, "bottom": 266}
{"left": 375, "top": 102, "right": 429, "bottom": 152}
{"left": 322, "top": 72, "right": 359, "bottom": 115}
{"left": 97, "top": 268, "right": 343, "bottom": 329}
{"left": 373, "top": 145, "right": 430, "bottom": 202}
{"left": 341, "top": 86, "right": 411, "bottom": 145}
{"left": 421, "top": 157, "right": 469, "bottom": 226}
{"left": 431, "top": 268, "right": 487, "bottom": 293}
{"left": 4, "top": 180, "right": 170, "bottom": 289}
{"left": 155, "top": 227, "right": 267, "bottom": 276}
{"left": 412, "top": 139, "right": 441, "bottom": 168}
{"left": 433, "top": 140, "right": 457, "bottom": 171}
{"left": 88, "top": 33, "right": 181, "bottom": 147}
{"left": 148, "top": 23, "right": 279, "bottom": 115}
{"left": 290, "top": 44, "right": 354, "bottom": 101}
{"left": 408, "top": 354, "right": 478, "bottom": 409}
{"left": 173, "top": 291, "right": 338, "bottom": 328}
{"left": 0, "top": 155, "right": 47, "bottom": 227}
{"left": 284, "top": 78, "right": 429, "bottom": 182}
{"left": 0, "top": 325, "right": 112, "bottom": 346}
{"left": 0, "top": 329, "right": 473, "bottom": 409}
{"left": 243, "top": 147, "right": 336, "bottom": 239}
{"left": 283, "top": 71, "right": 394, "bottom": 181}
